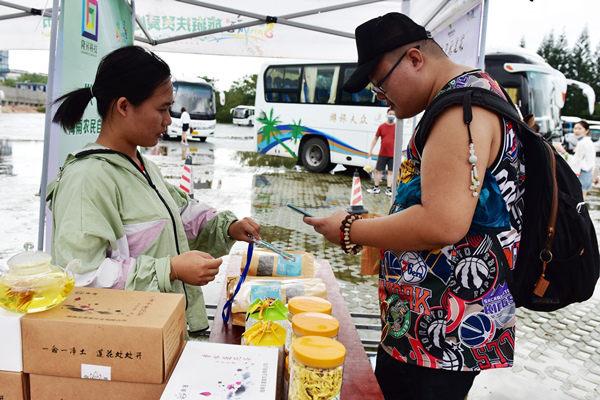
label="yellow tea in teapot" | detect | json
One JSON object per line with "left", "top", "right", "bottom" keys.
{"left": 0, "top": 272, "right": 74, "bottom": 313}
{"left": 0, "top": 244, "right": 76, "bottom": 313}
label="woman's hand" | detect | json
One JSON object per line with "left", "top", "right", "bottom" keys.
{"left": 303, "top": 210, "right": 349, "bottom": 245}
{"left": 170, "top": 251, "right": 222, "bottom": 285}
{"left": 228, "top": 217, "right": 261, "bottom": 242}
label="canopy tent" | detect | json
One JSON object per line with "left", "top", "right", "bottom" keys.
{"left": 0, "top": 0, "right": 489, "bottom": 249}
{"left": 1, "top": 0, "right": 483, "bottom": 59}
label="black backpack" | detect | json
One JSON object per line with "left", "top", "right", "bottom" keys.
{"left": 413, "top": 86, "right": 600, "bottom": 312}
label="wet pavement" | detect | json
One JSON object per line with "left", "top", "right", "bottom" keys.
{"left": 3, "top": 113, "right": 600, "bottom": 398}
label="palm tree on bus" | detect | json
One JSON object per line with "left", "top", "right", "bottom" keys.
{"left": 257, "top": 108, "right": 296, "bottom": 158}
{"left": 290, "top": 119, "right": 304, "bottom": 144}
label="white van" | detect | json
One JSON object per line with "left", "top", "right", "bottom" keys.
{"left": 231, "top": 105, "right": 255, "bottom": 126}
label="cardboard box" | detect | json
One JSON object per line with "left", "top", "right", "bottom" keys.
{"left": 0, "top": 371, "right": 28, "bottom": 400}
{"left": 28, "top": 374, "right": 166, "bottom": 400}
{"left": 161, "top": 342, "right": 280, "bottom": 400}
{"left": 0, "top": 308, "right": 24, "bottom": 372}
{"left": 22, "top": 288, "right": 185, "bottom": 384}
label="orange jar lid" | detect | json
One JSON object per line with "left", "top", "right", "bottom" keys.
{"left": 292, "top": 336, "right": 346, "bottom": 369}
{"left": 288, "top": 296, "right": 332, "bottom": 315}
{"left": 292, "top": 312, "right": 339, "bottom": 338}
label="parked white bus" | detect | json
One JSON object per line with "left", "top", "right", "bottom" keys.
{"left": 254, "top": 62, "right": 404, "bottom": 173}
{"left": 165, "top": 77, "right": 217, "bottom": 142}
{"left": 231, "top": 105, "right": 255, "bottom": 126}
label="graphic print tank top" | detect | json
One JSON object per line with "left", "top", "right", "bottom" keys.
{"left": 379, "top": 70, "right": 526, "bottom": 371}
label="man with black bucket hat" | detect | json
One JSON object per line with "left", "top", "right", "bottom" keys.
{"left": 304, "top": 12, "right": 525, "bottom": 400}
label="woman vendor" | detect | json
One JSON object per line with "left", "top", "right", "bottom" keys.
{"left": 47, "top": 46, "right": 259, "bottom": 332}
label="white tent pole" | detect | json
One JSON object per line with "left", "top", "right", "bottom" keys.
{"left": 0, "top": 11, "right": 28, "bottom": 21}
{"left": 478, "top": 0, "right": 489, "bottom": 70}
{"left": 0, "top": 0, "right": 53, "bottom": 17}
{"left": 166, "top": 0, "right": 364, "bottom": 44}
{"left": 37, "top": 0, "right": 60, "bottom": 251}
{"left": 423, "top": 0, "right": 452, "bottom": 28}
{"left": 134, "top": 14, "right": 154, "bottom": 44}
{"left": 391, "top": 0, "right": 411, "bottom": 200}
{"left": 273, "top": 19, "right": 354, "bottom": 39}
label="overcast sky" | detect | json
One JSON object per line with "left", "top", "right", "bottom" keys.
{"left": 8, "top": 0, "right": 600, "bottom": 90}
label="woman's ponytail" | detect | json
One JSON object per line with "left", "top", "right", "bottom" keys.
{"left": 52, "top": 46, "right": 171, "bottom": 132}
{"left": 52, "top": 87, "right": 94, "bottom": 131}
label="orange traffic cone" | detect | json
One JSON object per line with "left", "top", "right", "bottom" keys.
{"left": 348, "top": 170, "right": 368, "bottom": 214}
{"left": 179, "top": 155, "right": 193, "bottom": 198}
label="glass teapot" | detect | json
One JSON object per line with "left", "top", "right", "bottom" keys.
{"left": 0, "top": 243, "right": 76, "bottom": 313}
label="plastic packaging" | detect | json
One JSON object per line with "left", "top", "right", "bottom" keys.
{"left": 242, "top": 250, "right": 316, "bottom": 278}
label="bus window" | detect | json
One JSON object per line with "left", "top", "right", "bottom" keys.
{"left": 340, "top": 66, "right": 385, "bottom": 106}
{"left": 301, "top": 66, "right": 340, "bottom": 104}
{"left": 265, "top": 66, "right": 301, "bottom": 103}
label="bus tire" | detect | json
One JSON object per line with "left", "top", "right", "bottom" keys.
{"left": 301, "top": 137, "right": 333, "bottom": 173}
{"left": 199, "top": 137, "right": 207, "bottom": 142}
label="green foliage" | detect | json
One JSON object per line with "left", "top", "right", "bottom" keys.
{"left": 1, "top": 73, "right": 47, "bottom": 89}
{"left": 17, "top": 73, "right": 47, "bottom": 84}
{"left": 215, "top": 74, "right": 257, "bottom": 123}
{"left": 1, "top": 78, "right": 16, "bottom": 87}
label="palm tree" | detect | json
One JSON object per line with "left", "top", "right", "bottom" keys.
{"left": 257, "top": 108, "right": 297, "bottom": 158}
{"left": 257, "top": 108, "right": 281, "bottom": 145}
{"left": 290, "top": 119, "right": 304, "bottom": 144}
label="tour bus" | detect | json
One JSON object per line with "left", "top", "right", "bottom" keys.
{"left": 485, "top": 47, "right": 595, "bottom": 140}
{"left": 254, "top": 62, "right": 400, "bottom": 173}
{"left": 165, "top": 77, "right": 218, "bottom": 142}
{"left": 231, "top": 105, "right": 256, "bottom": 126}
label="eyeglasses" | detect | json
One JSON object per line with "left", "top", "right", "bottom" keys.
{"left": 370, "top": 45, "right": 420, "bottom": 96}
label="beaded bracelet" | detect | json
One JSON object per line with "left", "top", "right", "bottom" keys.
{"left": 339, "top": 213, "right": 363, "bottom": 254}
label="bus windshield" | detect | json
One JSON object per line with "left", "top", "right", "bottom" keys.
{"left": 526, "top": 71, "right": 554, "bottom": 121}
{"left": 232, "top": 108, "right": 249, "bottom": 119}
{"left": 172, "top": 82, "right": 215, "bottom": 118}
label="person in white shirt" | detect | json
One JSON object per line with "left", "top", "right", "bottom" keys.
{"left": 180, "top": 107, "right": 190, "bottom": 145}
{"left": 554, "top": 120, "right": 596, "bottom": 196}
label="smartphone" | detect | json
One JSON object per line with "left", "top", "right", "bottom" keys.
{"left": 287, "top": 203, "right": 314, "bottom": 218}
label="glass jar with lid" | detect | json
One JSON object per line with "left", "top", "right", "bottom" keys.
{"left": 0, "top": 243, "right": 75, "bottom": 313}
{"left": 288, "top": 312, "right": 339, "bottom": 352}
{"left": 289, "top": 335, "right": 345, "bottom": 400}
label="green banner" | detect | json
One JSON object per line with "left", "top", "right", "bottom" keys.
{"left": 49, "top": 0, "right": 133, "bottom": 177}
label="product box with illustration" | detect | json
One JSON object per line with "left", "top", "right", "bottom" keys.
{"left": 21, "top": 287, "right": 185, "bottom": 384}
{"left": 161, "top": 341, "right": 280, "bottom": 400}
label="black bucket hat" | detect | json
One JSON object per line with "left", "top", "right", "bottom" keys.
{"left": 344, "top": 13, "right": 431, "bottom": 93}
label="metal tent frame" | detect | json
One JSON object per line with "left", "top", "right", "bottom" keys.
{"left": 0, "top": 0, "right": 488, "bottom": 249}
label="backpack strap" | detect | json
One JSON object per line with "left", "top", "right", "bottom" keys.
{"left": 414, "top": 87, "right": 526, "bottom": 155}
{"left": 533, "top": 140, "right": 559, "bottom": 297}
{"left": 415, "top": 86, "right": 561, "bottom": 298}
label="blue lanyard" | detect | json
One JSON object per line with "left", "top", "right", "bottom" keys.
{"left": 221, "top": 242, "right": 254, "bottom": 324}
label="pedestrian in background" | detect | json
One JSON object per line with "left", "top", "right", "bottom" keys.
{"left": 367, "top": 109, "right": 396, "bottom": 196}
{"left": 554, "top": 120, "right": 595, "bottom": 196}
{"left": 181, "top": 106, "right": 190, "bottom": 145}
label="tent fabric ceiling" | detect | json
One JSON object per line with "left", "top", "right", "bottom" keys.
{"left": 0, "top": 0, "right": 478, "bottom": 60}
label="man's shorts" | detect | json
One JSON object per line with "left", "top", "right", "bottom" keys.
{"left": 376, "top": 156, "right": 393, "bottom": 172}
